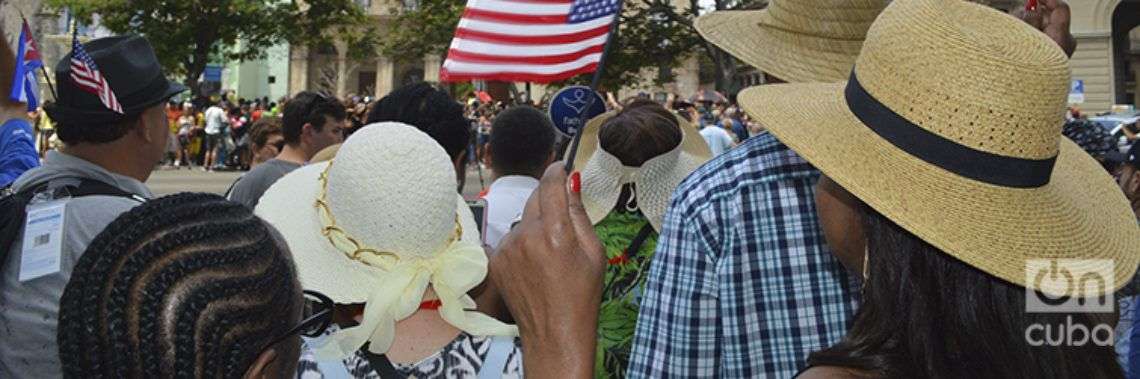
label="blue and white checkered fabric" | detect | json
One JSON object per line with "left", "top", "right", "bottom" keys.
{"left": 627, "top": 133, "right": 861, "bottom": 378}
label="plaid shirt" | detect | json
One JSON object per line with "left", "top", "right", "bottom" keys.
{"left": 627, "top": 133, "right": 860, "bottom": 378}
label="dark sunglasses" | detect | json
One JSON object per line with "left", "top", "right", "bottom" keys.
{"left": 272, "top": 139, "right": 286, "bottom": 152}
{"left": 301, "top": 92, "right": 334, "bottom": 121}
{"left": 265, "top": 290, "right": 335, "bottom": 348}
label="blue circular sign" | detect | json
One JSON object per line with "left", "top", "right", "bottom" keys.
{"left": 548, "top": 86, "right": 606, "bottom": 136}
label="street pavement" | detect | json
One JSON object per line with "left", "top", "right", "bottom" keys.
{"left": 146, "top": 168, "right": 242, "bottom": 196}
{"left": 146, "top": 164, "right": 493, "bottom": 198}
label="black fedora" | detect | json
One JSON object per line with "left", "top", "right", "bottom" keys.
{"left": 44, "top": 35, "right": 186, "bottom": 124}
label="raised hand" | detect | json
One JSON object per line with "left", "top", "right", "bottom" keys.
{"left": 1012, "top": 0, "right": 1076, "bottom": 57}
{"left": 489, "top": 162, "right": 606, "bottom": 379}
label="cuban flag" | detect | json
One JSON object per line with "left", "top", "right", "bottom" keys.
{"left": 9, "top": 19, "right": 43, "bottom": 112}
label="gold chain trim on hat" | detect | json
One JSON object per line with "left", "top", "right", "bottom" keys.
{"left": 314, "top": 161, "right": 463, "bottom": 270}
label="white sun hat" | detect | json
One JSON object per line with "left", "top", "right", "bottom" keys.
{"left": 572, "top": 109, "right": 711, "bottom": 232}
{"left": 256, "top": 122, "right": 516, "bottom": 358}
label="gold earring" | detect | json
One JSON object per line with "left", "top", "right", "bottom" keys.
{"left": 860, "top": 246, "right": 869, "bottom": 294}
{"left": 862, "top": 246, "right": 869, "bottom": 281}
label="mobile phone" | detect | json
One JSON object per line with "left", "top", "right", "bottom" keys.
{"left": 467, "top": 199, "right": 487, "bottom": 235}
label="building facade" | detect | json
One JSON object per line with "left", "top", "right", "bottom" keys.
{"left": 224, "top": 41, "right": 290, "bottom": 102}
{"left": 1069, "top": 0, "right": 1140, "bottom": 112}
{"left": 735, "top": 0, "right": 1140, "bottom": 114}
{"left": 286, "top": 0, "right": 438, "bottom": 100}
{"left": 3, "top": 0, "right": 1136, "bottom": 111}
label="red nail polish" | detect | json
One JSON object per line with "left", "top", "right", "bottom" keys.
{"left": 570, "top": 172, "right": 581, "bottom": 193}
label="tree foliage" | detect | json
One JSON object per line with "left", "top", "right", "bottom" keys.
{"left": 381, "top": 0, "right": 466, "bottom": 59}
{"left": 46, "top": 0, "right": 377, "bottom": 95}
{"left": 642, "top": 0, "right": 766, "bottom": 94}
{"left": 565, "top": 1, "right": 703, "bottom": 91}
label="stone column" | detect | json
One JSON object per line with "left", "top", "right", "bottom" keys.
{"left": 1132, "top": 56, "right": 1140, "bottom": 108}
{"left": 334, "top": 40, "right": 349, "bottom": 98}
{"left": 423, "top": 54, "right": 442, "bottom": 83}
{"left": 288, "top": 45, "right": 310, "bottom": 95}
{"left": 375, "top": 57, "right": 395, "bottom": 98}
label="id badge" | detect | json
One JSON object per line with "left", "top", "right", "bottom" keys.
{"left": 19, "top": 200, "right": 67, "bottom": 282}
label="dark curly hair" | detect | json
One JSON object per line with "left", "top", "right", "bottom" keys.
{"left": 490, "top": 106, "right": 557, "bottom": 178}
{"left": 366, "top": 82, "right": 470, "bottom": 161}
{"left": 58, "top": 193, "right": 303, "bottom": 378}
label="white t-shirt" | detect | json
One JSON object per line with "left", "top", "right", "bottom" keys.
{"left": 204, "top": 106, "right": 227, "bottom": 135}
{"left": 482, "top": 175, "right": 540, "bottom": 249}
{"left": 700, "top": 126, "right": 735, "bottom": 156}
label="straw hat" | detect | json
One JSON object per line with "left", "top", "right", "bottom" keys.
{"left": 311, "top": 143, "right": 340, "bottom": 163}
{"left": 696, "top": 0, "right": 889, "bottom": 83}
{"left": 738, "top": 0, "right": 1140, "bottom": 297}
{"left": 571, "top": 110, "right": 711, "bottom": 232}
{"left": 256, "top": 122, "right": 515, "bottom": 358}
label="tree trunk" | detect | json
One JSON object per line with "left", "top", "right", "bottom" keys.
{"left": 185, "top": 37, "right": 213, "bottom": 98}
{"left": 711, "top": 0, "right": 736, "bottom": 94}
{"left": 185, "top": 57, "right": 208, "bottom": 98}
{"left": 716, "top": 49, "right": 738, "bottom": 95}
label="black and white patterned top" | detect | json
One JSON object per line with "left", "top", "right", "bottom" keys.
{"left": 1062, "top": 118, "right": 1116, "bottom": 158}
{"left": 297, "top": 330, "right": 523, "bottom": 379}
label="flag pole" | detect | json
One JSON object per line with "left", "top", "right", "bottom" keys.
{"left": 564, "top": 0, "right": 624, "bottom": 173}
{"left": 588, "top": 4, "right": 623, "bottom": 90}
{"left": 38, "top": 62, "right": 56, "bottom": 102}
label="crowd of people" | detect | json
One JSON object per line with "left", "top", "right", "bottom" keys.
{"left": 23, "top": 92, "right": 380, "bottom": 176}
{"left": 1, "top": 0, "right": 1139, "bottom": 378}
{"left": 18, "top": 95, "right": 290, "bottom": 173}
{"left": 466, "top": 92, "right": 758, "bottom": 180}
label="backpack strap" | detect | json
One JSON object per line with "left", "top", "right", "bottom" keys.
{"left": 62, "top": 178, "right": 146, "bottom": 203}
{"left": 223, "top": 174, "right": 242, "bottom": 199}
{"left": 0, "top": 178, "right": 144, "bottom": 274}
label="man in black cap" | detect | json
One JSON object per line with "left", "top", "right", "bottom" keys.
{"left": 0, "top": 35, "right": 185, "bottom": 377}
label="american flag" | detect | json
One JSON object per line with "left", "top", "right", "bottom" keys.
{"left": 69, "top": 32, "right": 122, "bottom": 114}
{"left": 440, "top": 0, "right": 621, "bottom": 83}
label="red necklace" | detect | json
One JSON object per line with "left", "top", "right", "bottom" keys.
{"left": 418, "top": 299, "right": 443, "bottom": 310}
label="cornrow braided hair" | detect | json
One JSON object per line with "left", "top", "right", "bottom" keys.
{"left": 58, "top": 193, "right": 302, "bottom": 378}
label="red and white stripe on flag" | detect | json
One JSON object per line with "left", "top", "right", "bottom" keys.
{"left": 440, "top": 0, "right": 620, "bottom": 83}
{"left": 69, "top": 33, "right": 123, "bottom": 114}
